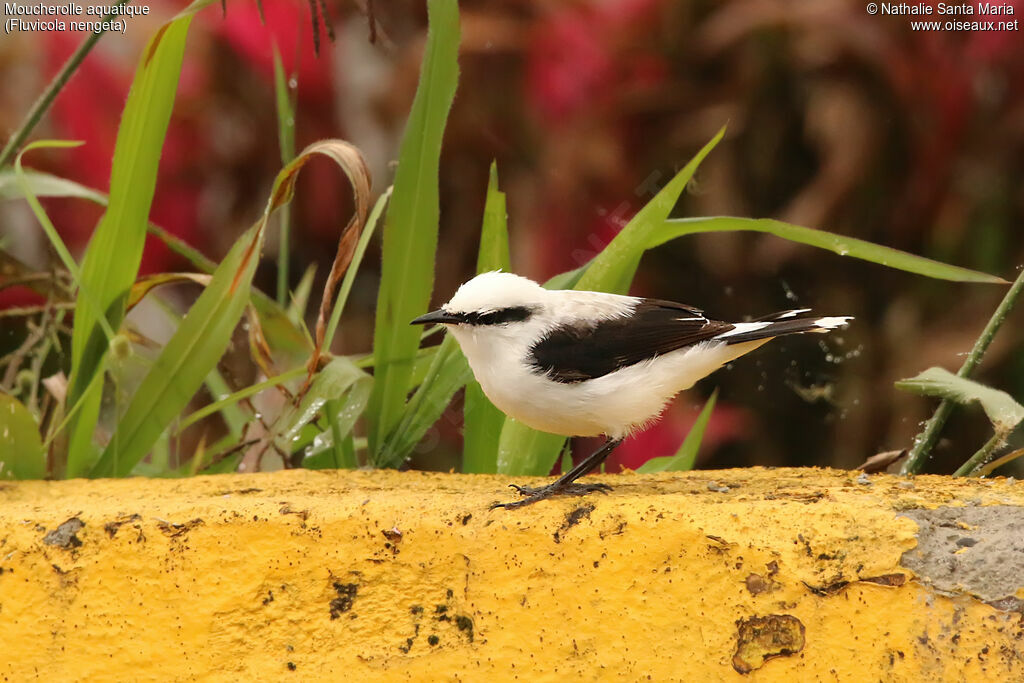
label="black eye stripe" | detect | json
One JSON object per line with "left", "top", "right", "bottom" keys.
{"left": 462, "top": 306, "right": 533, "bottom": 326}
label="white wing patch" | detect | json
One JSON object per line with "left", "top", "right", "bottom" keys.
{"left": 775, "top": 308, "right": 811, "bottom": 319}
{"left": 812, "top": 316, "right": 853, "bottom": 330}
{"left": 716, "top": 322, "right": 771, "bottom": 338}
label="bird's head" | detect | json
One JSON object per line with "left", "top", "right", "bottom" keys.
{"left": 410, "top": 272, "right": 546, "bottom": 337}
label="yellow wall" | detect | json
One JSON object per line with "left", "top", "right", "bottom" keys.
{"left": 1, "top": 468, "right": 1022, "bottom": 680}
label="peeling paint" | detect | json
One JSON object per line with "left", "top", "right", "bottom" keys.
{"left": 42, "top": 517, "right": 84, "bottom": 549}
{"left": 732, "top": 614, "right": 805, "bottom": 673}
{"left": 900, "top": 506, "right": 1024, "bottom": 610}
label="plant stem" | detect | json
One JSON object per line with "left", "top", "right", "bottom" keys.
{"left": 901, "top": 265, "right": 1024, "bottom": 475}
{"left": 0, "top": 0, "right": 130, "bottom": 169}
{"left": 973, "top": 446, "right": 1024, "bottom": 477}
{"left": 953, "top": 432, "right": 1005, "bottom": 477}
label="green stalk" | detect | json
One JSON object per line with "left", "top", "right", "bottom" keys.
{"left": 901, "top": 265, "right": 1024, "bottom": 475}
{"left": 0, "top": 0, "right": 130, "bottom": 168}
{"left": 272, "top": 43, "right": 297, "bottom": 305}
{"left": 953, "top": 432, "right": 1005, "bottom": 477}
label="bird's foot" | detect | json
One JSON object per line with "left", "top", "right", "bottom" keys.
{"left": 489, "top": 481, "right": 613, "bottom": 510}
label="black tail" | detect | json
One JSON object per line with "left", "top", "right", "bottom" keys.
{"left": 719, "top": 314, "right": 852, "bottom": 345}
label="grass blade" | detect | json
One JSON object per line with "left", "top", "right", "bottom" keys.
{"left": 90, "top": 224, "right": 262, "bottom": 477}
{"left": 636, "top": 389, "right": 719, "bottom": 473}
{"left": 178, "top": 365, "right": 306, "bottom": 434}
{"left": 971, "top": 447, "right": 1024, "bottom": 478}
{"left": 496, "top": 427, "right": 566, "bottom": 477}
{"left": 91, "top": 138, "right": 363, "bottom": 477}
{"left": 272, "top": 41, "right": 297, "bottom": 305}
{"left": 295, "top": 359, "right": 373, "bottom": 469}
{"left": 658, "top": 217, "right": 1006, "bottom": 284}
{"left": 377, "top": 334, "right": 473, "bottom": 468}
{"left": 463, "top": 161, "right": 512, "bottom": 473}
{"left": 366, "top": 0, "right": 460, "bottom": 456}
{"left": 323, "top": 187, "right": 391, "bottom": 352}
{"left": 277, "top": 356, "right": 371, "bottom": 449}
{"left": 576, "top": 126, "right": 726, "bottom": 294}
{"left": 287, "top": 264, "right": 317, "bottom": 328}
{"left": 0, "top": 393, "right": 46, "bottom": 480}
{"left": 0, "top": 167, "right": 106, "bottom": 203}
{"left": 13, "top": 142, "right": 114, "bottom": 339}
{"left": 65, "top": 15, "right": 193, "bottom": 476}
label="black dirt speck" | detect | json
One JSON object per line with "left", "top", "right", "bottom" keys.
{"left": 329, "top": 582, "right": 358, "bottom": 619}
{"left": 455, "top": 615, "right": 474, "bottom": 642}
{"left": 554, "top": 504, "right": 595, "bottom": 543}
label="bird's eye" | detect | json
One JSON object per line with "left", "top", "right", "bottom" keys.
{"left": 464, "top": 306, "right": 532, "bottom": 326}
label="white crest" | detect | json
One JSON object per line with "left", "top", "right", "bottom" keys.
{"left": 443, "top": 271, "right": 547, "bottom": 314}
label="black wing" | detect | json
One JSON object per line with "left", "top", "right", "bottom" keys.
{"left": 528, "top": 299, "right": 733, "bottom": 383}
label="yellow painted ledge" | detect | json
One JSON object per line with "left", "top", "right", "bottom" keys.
{"left": 1, "top": 468, "right": 1023, "bottom": 681}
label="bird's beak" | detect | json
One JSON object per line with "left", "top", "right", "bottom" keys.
{"left": 410, "top": 309, "right": 464, "bottom": 325}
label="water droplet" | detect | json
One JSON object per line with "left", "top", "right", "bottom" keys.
{"left": 288, "top": 77, "right": 298, "bottom": 89}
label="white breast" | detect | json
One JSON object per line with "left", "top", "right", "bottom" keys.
{"left": 452, "top": 322, "right": 767, "bottom": 439}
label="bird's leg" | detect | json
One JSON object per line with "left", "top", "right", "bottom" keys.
{"left": 491, "top": 438, "right": 624, "bottom": 510}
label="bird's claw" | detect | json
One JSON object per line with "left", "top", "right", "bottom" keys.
{"left": 490, "top": 481, "right": 613, "bottom": 510}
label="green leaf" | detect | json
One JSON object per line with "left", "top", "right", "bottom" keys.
{"left": 278, "top": 356, "right": 371, "bottom": 455}
{"left": 658, "top": 217, "right": 1007, "bottom": 284}
{"left": 272, "top": 41, "right": 297, "bottom": 305}
{"left": 543, "top": 266, "right": 587, "bottom": 291}
{"left": 0, "top": 167, "right": 106, "bottom": 203}
{"left": 287, "top": 264, "right": 317, "bottom": 329}
{"left": 496, "top": 425, "right": 566, "bottom": 477}
{"left": 366, "top": 0, "right": 460, "bottom": 457}
{"left": 496, "top": 128, "right": 727, "bottom": 477}
{"left": 463, "top": 161, "right": 512, "bottom": 474}
{"left": 179, "top": 366, "right": 307, "bottom": 434}
{"left": 298, "top": 360, "right": 374, "bottom": 470}
{"left": 377, "top": 335, "right": 473, "bottom": 468}
{"left": 636, "top": 389, "right": 718, "bottom": 473}
{"left": 323, "top": 187, "right": 392, "bottom": 349}
{"left": 476, "top": 161, "right": 511, "bottom": 273}
{"left": 0, "top": 393, "right": 46, "bottom": 480}
{"left": 271, "top": 42, "right": 297, "bottom": 167}
{"left": 895, "top": 367, "right": 1024, "bottom": 434}
{"left": 90, "top": 224, "right": 262, "bottom": 477}
{"left": 89, "top": 134, "right": 364, "bottom": 476}
{"left": 13, "top": 142, "right": 112, "bottom": 334}
{"left": 65, "top": 16, "right": 193, "bottom": 477}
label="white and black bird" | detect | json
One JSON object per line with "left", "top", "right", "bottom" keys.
{"left": 411, "top": 272, "right": 851, "bottom": 509}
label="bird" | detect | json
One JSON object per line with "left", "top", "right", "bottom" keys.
{"left": 411, "top": 271, "right": 852, "bottom": 509}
